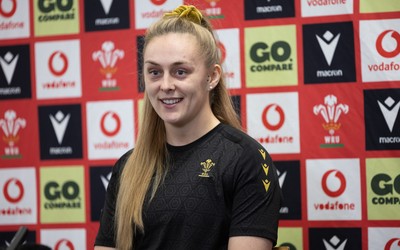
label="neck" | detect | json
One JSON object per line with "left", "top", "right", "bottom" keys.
{"left": 165, "top": 115, "right": 220, "bottom": 146}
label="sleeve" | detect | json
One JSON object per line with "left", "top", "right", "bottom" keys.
{"left": 94, "top": 150, "right": 132, "bottom": 247}
{"left": 228, "top": 143, "right": 282, "bottom": 245}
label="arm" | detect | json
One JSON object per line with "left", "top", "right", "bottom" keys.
{"left": 228, "top": 236, "right": 273, "bottom": 250}
{"left": 229, "top": 142, "right": 282, "bottom": 247}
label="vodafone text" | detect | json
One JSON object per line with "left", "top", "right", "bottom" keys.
{"left": 307, "top": 0, "right": 346, "bottom": 6}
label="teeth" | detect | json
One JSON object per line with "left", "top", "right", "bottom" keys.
{"left": 162, "top": 99, "right": 181, "bottom": 104}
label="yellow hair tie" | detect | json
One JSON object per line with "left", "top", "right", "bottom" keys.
{"left": 164, "top": 5, "right": 203, "bottom": 25}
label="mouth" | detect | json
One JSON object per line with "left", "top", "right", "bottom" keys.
{"left": 160, "top": 98, "right": 183, "bottom": 105}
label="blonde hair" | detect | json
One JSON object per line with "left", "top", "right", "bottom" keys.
{"left": 115, "top": 5, "right": 242, "bottom": 250}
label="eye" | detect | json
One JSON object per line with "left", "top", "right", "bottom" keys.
{"left": 147, "top": 69, "right": 161, "bottom": 77}
{"left": 176, "top": 69, "right": 186, "bottom": 76}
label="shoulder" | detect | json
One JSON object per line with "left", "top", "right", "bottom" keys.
{"left": 218, "top": 124, "right": 264, "bottom": 153}
{"left": 111, "top": 149, "right": 133, "bottom": 176}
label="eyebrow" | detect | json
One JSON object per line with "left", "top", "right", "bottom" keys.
{"left": 144, "top": 60, "right": 191, "bottom": 67}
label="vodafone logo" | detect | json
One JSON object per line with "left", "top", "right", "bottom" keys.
{"left": 48, "top": 51, "right": 68, "bottom": 77}
{"left": 3, "top": 178, "right": 24, "bottom": 203}
{"left": 150, "top": 0, "right": 166, "bottom": 6}
{"left": 322, "top": 170, "right": 346, "bottom": 197}
{"left": 376, "top": 30, "right": 400, "bottom": 58}
{"left": 0, "top": 0, "right": 17, "bottom": 18}
{"left": 100, "top": 111, "right": 121, "bottom": 137}
{"left": 262, "top": 104, "right": 285, "bottom": 131}
{"left": 55, "top": 239, "right": 74, "bottom": 250}
{"left": 385, "top": 238, "right": 400, "bottom": 250}
{"left": 217, "top": 41, "right": 227, "bottom": 64}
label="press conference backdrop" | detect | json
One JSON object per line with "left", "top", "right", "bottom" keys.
{"left": 0, "top": 0, "right": 399, "bottom": 249}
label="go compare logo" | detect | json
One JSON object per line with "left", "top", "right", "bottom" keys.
{"left": 367, "top": 158, "right": 400, "bottom": 220}
{"left": 40, "top": 166, "right": 85, "bottom": 223}
{"left": 245, "top": 25, "right": 297, "bottom": 87}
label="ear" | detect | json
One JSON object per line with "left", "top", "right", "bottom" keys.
{"left": 208, "top": 64, "right": 222, "bottom": 89}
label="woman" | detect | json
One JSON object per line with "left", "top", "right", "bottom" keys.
{"left": 95, "top": 5, "right": 281, "bottom": 250}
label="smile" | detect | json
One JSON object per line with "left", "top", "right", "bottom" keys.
{"left": 161, "top": 98, "right": 183, "bottom": 105}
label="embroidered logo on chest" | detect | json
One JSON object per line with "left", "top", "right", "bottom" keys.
{"left": 199, "top": 159, "right": 215, "bottom": 177}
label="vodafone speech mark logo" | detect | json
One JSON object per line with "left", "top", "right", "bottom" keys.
{"left": 0, "top": 0, "right": 17, "bottom": 18}
{"left": 385, "top": 238, "right": 400, "bottom": 250}
{"left": 100, "top": 111, "right": 121, "bottom": 137}
{"left": 55, "top": 239, "right": 74, "bottom": 250}
{"left": 3, "top": 178, "right": 24, "bottom": 203}
{"left": 322, "top": 170, "right": 346, "bottom": 197}
{"left": 262, "top": 104, "right": 285, "bottom": 131}
{"left": 151, "top": 0, "right": 167, "bottom": 6}
{"left": 48, "top": 51, "right": 68, "bottom": 77}
{"left": 376, "top": 30, "right": 400, "bottom": 58}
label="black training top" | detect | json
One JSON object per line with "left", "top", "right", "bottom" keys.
{"left": 95, "top": 123, "right": 282, "bottom": 249}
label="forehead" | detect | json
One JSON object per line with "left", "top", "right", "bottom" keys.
{"left": 144, "top": 33, "right": 203, "bottom": 62}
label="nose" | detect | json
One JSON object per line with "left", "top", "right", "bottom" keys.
{"left": 160, "top": 75, "right": 175, "bottom": 92}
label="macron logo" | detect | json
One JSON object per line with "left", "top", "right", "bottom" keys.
{"left": 276, "top": 169, "right": 287, "bottom": 188}
{"left": 0, "top": 52, "right": 19, "bottom": 85}
{"left": 378, "top": 97, "right": 400, "bottom": 133}
{"left": 323, "top": 235, "right": 347, "bottom": 250}
{"left": 316, "top": 31, "right": 340, "bottom": 66}
{"left": 100, "top": 172, "right": 112, "bottom": 190}
{"left": 100, "top": 0, "right": 113, "bottom": 15}
{"left": 49, "top": 111, "right": 70, "bottom": 144}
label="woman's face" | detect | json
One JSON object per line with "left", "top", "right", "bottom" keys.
{"left": 144, "top": 33, "right": 217, "bottom": 129}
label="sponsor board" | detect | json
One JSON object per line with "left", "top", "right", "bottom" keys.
{"left": 368, "top": 227, "right": 400, "bottom": 250}
{"left": 0, "top": 0, "right": 30, "bottom": 39}
{"left": 275, "top": 161, "right": 301, "bottom": 220}
{"left": 366, "top": 158, "right": 400, "bottom": 220}
{"left": 40, "top": 166, "right": 85, "bottom": 223}
{"left": 40, "top": 228, "right": 86, "bottom": 250}
{"left": 0, "top": 167, "right": 37, "bottom": 225}
{"left": 89, "top": 166, "right": 113, "bottom": 221}
{"left": 35, "top": 40, "right": 82, "bottom": 99}
{"left": 360, "top": 0, "right": 400, "bottom": 13}
{"left": 38, "top": 104, "right": 83, "bottom": 160}
{"left": 215, "top": 28, "right": 241, "bottom": 89}
{"left": 364, "top": 88, "right": 400, "bottom": 150}
{"left": 86, "top": 100, "right": 134, "bottom": 160}
{"left": 301, "top": 0, "right": 353, "bottom": 17}
{"left": 309, "top": 227, "right": 362, "bottom": 249}
{"left": 246, "top": 92, "right": 300, "bottom": 154}
{"left": 134, "top": 0, "right": 183, "bottom": 29}
{"left": 303, "top": 22, "right": 356, "bottom": 84}
{"left": 84, "top": 0, "right": 130, "bottom": 31}
{"left": 0, "top": 44, "right": 31, "bottom": 99}
{"left": 244, "top": 0, "right": 295, "bottom": 20}
{"left": 360, "top": 19, "right": 400, "bottom": 82}
{"left": 33, "top": 0, "right": 79, "bottom": 36}
{"left": 245, "top": 25, "right": 298, "bottom": 87}
{"left": 276, "top": 227, "right": 302, "bottom": 250}
{"left": 306, "top": 158, "right": 361, "bottom": 220}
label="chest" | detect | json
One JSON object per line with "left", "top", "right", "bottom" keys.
{"left": 142, "top": 150, "right": 238, "bottom": 229}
